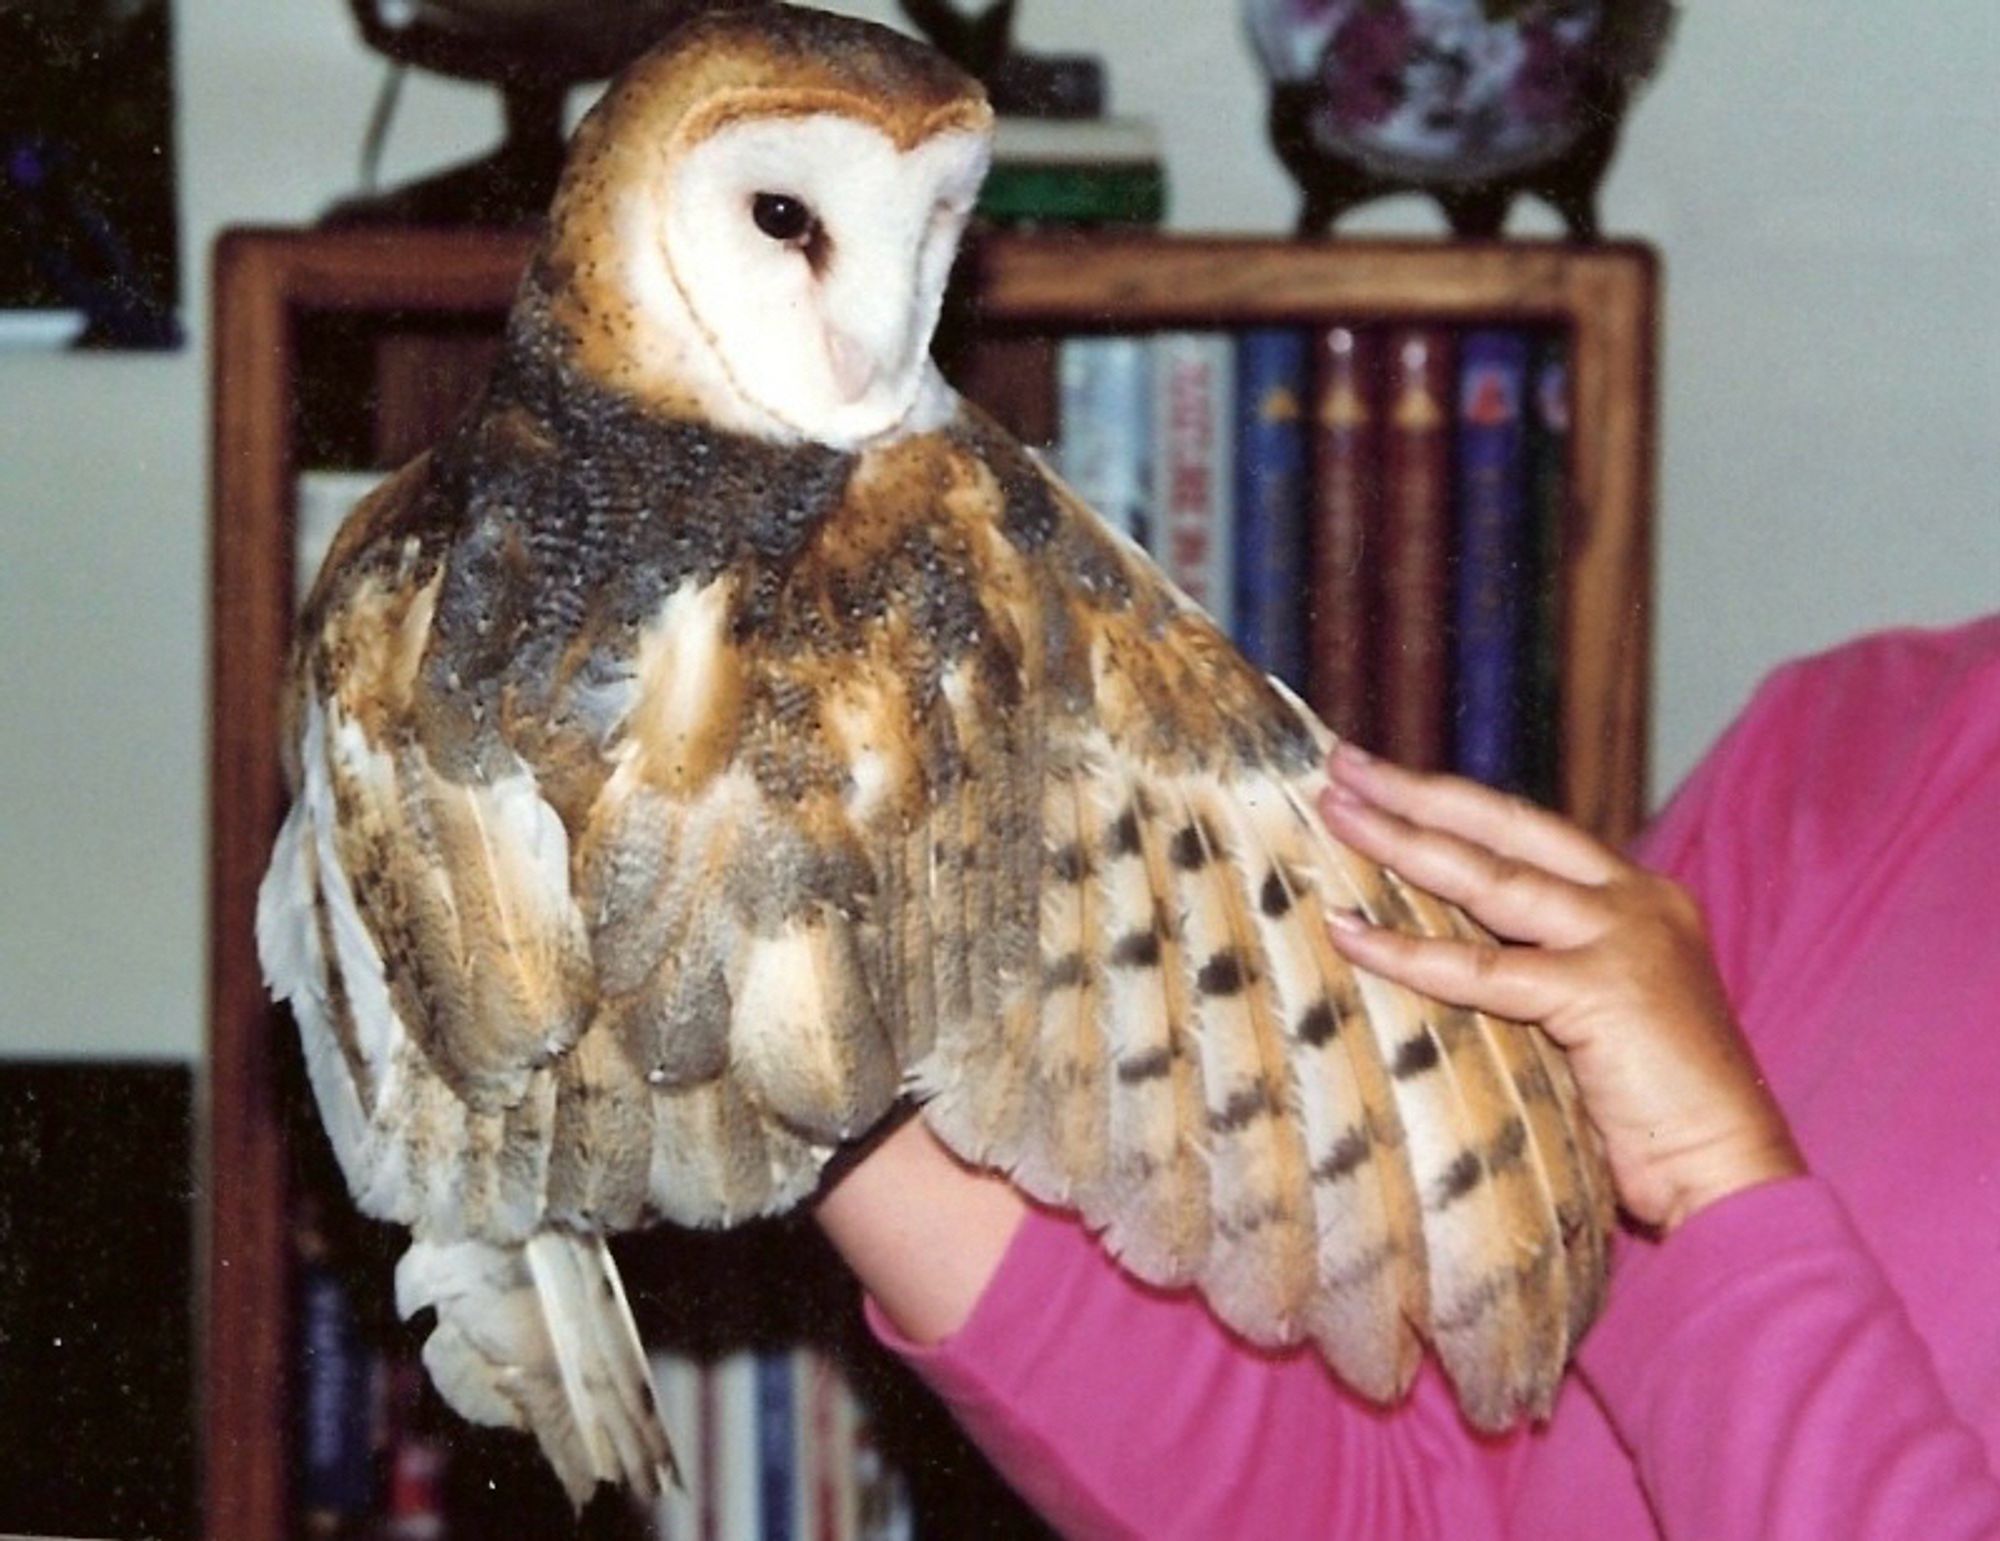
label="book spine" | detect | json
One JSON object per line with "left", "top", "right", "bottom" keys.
{"left": 818, "top": 1353, "right": 861, "bottom": 1541}
{"left": 1307, "top": 325, "right": 1382, "bottom": 743}
{"left": 1520, "top": 335, "right": 1572, "bottom": 806}
{"left": 977, "top": 162, "right": 1167, "bottom": 227}
{"left": 294, "top": 1254, "right": 376, "bottom": 1529}
{"left": 1057, "top": 335, "right": 1152, "bottom": 544}
{"left": 380, "top": 1355, "right": 446, "bottom": 1541}
{"left": 650, "top": 1351, "right": 705, "bottom": 1541}
{"left": 756, "top": 1351, "right": 796, "bottom": 1541}
{"left": 707, "top": 1354, "right": 761, "bottom": 1541}
{"left": 1375, "top": 328, "right": 1455, "bottom": 770}
{"left": 1233, "top": 327, "right": 1312, "bottom": 687}
{"left": 1151, "top": 331, "right": 1236, "bottom": 637}
{"left": 1452, "top": 329, "right": 1534, "bottom": 791}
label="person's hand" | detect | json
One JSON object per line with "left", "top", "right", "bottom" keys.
{"left": 1318, "top": 743, "right": 1805, "bottom": 1235}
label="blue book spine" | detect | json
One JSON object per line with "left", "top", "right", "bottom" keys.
{"left": 1232, "top": 327, "right": 1312, "bottom": 686}
{"left": 756, "top": 1350, "right": 796, "bottom": 1541}
{"left": 1451, "top": 329, "right": 1533, "bottom": 791}
{"left": 296, "top": 1260, "right": 376, "bottom": 1518}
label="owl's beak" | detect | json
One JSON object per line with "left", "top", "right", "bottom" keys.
{"left": 825, "top": 328, "right": 880, "bottom": 402}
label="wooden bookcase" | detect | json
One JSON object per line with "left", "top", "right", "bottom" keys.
{"left": 205, "top": 226, "right": 1657, "bottom": 1539}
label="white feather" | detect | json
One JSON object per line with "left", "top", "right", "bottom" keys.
{"left": 257, "top": 697, "right": 416, "bottom": 1216}
{"left": 398, "top": 1231, "right": 675, "bottom": 1508}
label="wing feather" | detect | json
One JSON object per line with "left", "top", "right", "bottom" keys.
{"left": 1224, "top": 778, "right": 1422, "bottom": 1400}
{"left": 1171, "top": 779, "right": 1318, "bottom": 1335}
{"left": 854, "top": 417, "right": 1609, "bottom": 1427}
{"left": 1013, "top": 748, "right": 1112, "bottom": 1207}
{"left": 267, "top": 395, "right": 1612, "bottom": 1442}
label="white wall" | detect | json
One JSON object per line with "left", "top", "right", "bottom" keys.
{"left": 1, "top": 0, "right": 1993, "bottom": 1059}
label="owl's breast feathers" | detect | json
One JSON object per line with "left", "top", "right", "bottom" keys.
{"left": 274, "top": 337, "right": 1609, "bottom": 1431}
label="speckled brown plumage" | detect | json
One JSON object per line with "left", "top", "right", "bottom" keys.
{"left": 258, "top": 3, "right": 1614, "bottom": 1506}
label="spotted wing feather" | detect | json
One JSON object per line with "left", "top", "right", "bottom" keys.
{"left": 794, "top": 411, "right": 1616, "bottom": 1429}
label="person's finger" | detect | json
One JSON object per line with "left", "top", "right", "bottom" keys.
{"left": 1328, "top": 743, "right": 1620, "bottom": 888}
{"left": 1320, "top": 785, "right": 1606, "bottom": 948}
{"left": 1326, "top": 910, "right": 1572, "bottom": 1025}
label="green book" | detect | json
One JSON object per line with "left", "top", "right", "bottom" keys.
{"left": 977, "top": 162, "right": 1167, "bottom": 227}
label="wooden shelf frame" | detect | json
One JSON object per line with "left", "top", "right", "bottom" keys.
{"left": 205, "top": 226, "right": 1657, "bottom": 1540}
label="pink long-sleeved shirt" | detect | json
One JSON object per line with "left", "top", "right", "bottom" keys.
{"left": 874, "top": 618, "right": 2000, "bottom": 1537}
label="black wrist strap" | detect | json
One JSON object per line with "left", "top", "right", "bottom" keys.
{"left": 814, "top": 1094, "right": 922, "bottom": 1200}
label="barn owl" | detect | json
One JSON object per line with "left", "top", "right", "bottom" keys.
{"left": 258, "top": 2, "right": 1613, "bottom": 1505}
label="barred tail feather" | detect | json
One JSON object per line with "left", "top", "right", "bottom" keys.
{"left": 395, "top": 1232, "right": 676, "bottom": 1509}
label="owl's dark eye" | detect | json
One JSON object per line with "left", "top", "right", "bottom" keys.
{"left": 751, "top": 192, "right": 815, "bottom": 243}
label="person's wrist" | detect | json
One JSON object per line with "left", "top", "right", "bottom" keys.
{"left": 1656, "top": 1126, "right": 1807, "bottom": 1235}
{"left": 813, "top": 1116, "right": 1029, "bottom": 1346}
{"left": 814, "top": 1095, "right": 920, "bottom": 1201}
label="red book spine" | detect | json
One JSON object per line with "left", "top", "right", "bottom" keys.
{"left": 1374, "top": 328, "right": 1454, "bottom": 770}
{"left": 1307, "top": 325, "right": 1381, "bottom": 744}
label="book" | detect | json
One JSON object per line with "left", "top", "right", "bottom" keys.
{"left": 1451, "top": 329, "right": 1534, "bottom": 791}
{"left": 1374, "top": 327, "right": 1455, "bottom": 771}
{"left": 980, "top": 116, "right": 1167, "bottom": 228}
{"left": 757, "top": 1350, "right": 798, "bottom": 1541}
{"left": 1520, "top": 335, "right": 1572, "bottom": 806}
{"left": 293, "top": 1232, "right": 377, "bottom": 1534}
{"left": 380, "top": 1357, "right": 446, "bottom": 1541}
{"left": 1150, "top": 331, "right": 1236, "bottom": 636}
{"left": 1306, "top": 325, "right": 1381, "bottom": 743}
{"left": 991, "top": 116, "right": 1161, "bottom": 166}
{"left": 644, "top": 1345, "right": 905, "bottom": 1541}
{"left": 707, "top": 1353, "right": 762, "bottom": 1540}
{"left": 1232, "top": 327, "right": 1311, "bottom": 687}
{"left": 977, "top": 163, "right": 1167, "bottom": 227}
{"left": 800, "top": 1350, "right": 855, "bottom": 1541}
{"left": 1056, "top": 334, "right": 1151, "bottom": 543}
{"left": 650, "top": 1352, "right": 705, "bottom": 1541}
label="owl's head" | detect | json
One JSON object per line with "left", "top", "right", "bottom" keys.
{"left": 540, "top": 5, "right": 993, "bottom": 450}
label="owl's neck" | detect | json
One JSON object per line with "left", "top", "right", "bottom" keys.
{"left": 500, "top": 253, "right": 962, "bottom": 458}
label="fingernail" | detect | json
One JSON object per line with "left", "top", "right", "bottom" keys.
{"left": 1334, "top": 741, "right": 1374, "bottom": 768}
{"left": 1327, "top": 908, "right": 1368, "bottom": 934}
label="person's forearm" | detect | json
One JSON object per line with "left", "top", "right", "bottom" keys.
{"left": 1583, "top": 1177, "right": 2000, "bottom": 1538}
{"left": 813, "top": 1115, "right": 1029, "bottom": 1345}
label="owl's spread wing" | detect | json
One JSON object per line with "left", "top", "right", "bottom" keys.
{"left": 576, "top": 410, "right": 1613, "bottom": 1428}
{"left": 263, "top": 404, "right": 1612, "bottom": 1429}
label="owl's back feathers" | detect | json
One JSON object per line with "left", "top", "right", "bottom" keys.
{"left": 263, "top": 296, "right": 1611, "bottom": 1438}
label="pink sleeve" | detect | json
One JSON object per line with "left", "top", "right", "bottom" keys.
{"left": 1577, "top": 1176, "right": 2000, "bottom": 1539}
{"left": 868, "top": 629, "right": 2000, "bottom": 1536}
{"left": 870, "top": 1204, "right": 1519, "bottom": 1540}
{"left": 1595, "top": 635, "right": 2000, "bottom": 1537}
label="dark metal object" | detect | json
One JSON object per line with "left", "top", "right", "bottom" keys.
{"left": 325, "top": 0, "right": 756, "bottom": 227}
{"left": 899, "top": 0, "right": 1104, "bottom": 118}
